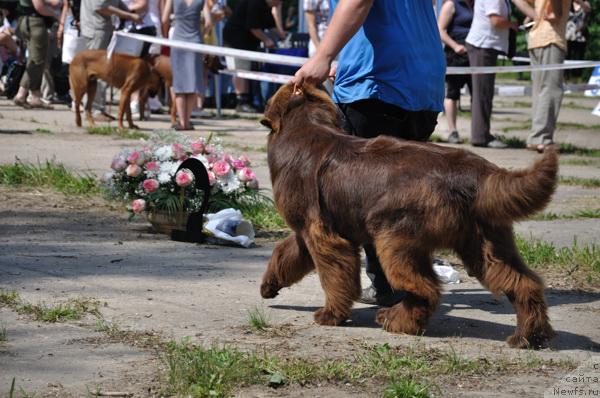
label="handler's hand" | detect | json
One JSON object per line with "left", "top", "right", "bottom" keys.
{"left": 292, "top": 54, "right": 331, "bottom": 86}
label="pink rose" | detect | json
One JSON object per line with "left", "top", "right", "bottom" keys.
{"left": 143, "top": 178, "right": 159, "bottom": 193}
{"left": 238, "top": 155, "right": 251, "bottom": 166}
{"left": 145, "top": 161, "right": 159, "bottom": 171}
{"left": 175, "top": 169, "right": 194, "bottom": 187}
{"left": 222, "top": 154, "right": 233, "bottom": 163}
{"left": 237, "top": 167, "right": 256, "bottom": 182}
{"left": 205, "top": 145, "right": 215, "bottom": 154}
{"left": 246, "top": 179, "right": 259, "bottom": 189}
{"left": 212, "top": 160, "right": 231, "bottom": 177}
{"left": 172, "top": 143, "right": 186, "bottom": 160}
{"left": 111, "top": 156, "right": 127, "bottom": 171}
{"left": 207, "top": 171, "right": 216, "bottom": 185}
{"left": 127, "top": 151, "right": 145, "bottom": 165}
{"left": 190, "top": 141, "right": 205, "bottom": 154}
{"left": 131, "top": 199, "right": 146, "bottom": 214}
{"left": 232, "top": 159, "right": 245, "bottom": 169}
{"left": 126, "top": 164, "right": 142, "bottom": 177}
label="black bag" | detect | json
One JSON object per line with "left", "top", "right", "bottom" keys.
{"left": 3, "top": 59, "right": 25, "bottom": 99}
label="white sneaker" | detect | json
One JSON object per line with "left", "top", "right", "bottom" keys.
{"left": 130, "top": 101, "right": 140, "bottom": 116}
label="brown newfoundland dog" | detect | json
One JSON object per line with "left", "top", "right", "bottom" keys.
{"left": 259, "top": 83, "right": 557, "bottom": 349}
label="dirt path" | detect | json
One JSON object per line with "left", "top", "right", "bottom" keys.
{"left": 0, "top": 95, "right": 599, "bottom": 397}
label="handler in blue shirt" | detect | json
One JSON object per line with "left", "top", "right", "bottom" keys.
{"left": 293, "top": 0, "right": 445, "bottom": 306}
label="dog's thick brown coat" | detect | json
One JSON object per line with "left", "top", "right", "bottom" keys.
{"left": 69, "top": 50, "right": 160, "bottom": 130}
{"left": 260, "top": 83, "right": 558, "bottom": 349}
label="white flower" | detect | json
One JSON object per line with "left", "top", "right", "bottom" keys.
{"left": 155, "top": 145, "right": 173, "bottom": 161}
{"left": 191, "top": 154, "right": 209, "bottom": 169}
{"left": 217, "top": 170, "right": 241, "bottom": 194}
{"left": 158, "top": 172, "right": 171, "bottom": 184}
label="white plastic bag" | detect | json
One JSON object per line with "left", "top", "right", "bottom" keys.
{"left": 433, "top": 258, "right": 460, "bottom": 284}
{"left": 107, "top": 32, "right": 144, "bottom": 59}
{"left": 62, "top": 26, "right": 87, "bottom": 64}
{"left": 203, "top": 208, "right": 255, "bottom": 248}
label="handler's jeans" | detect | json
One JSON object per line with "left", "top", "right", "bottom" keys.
{"left": 337, "top": 99, "right": 438, "bottom": 296}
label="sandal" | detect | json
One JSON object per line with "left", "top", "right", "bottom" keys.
{"left": 13, "top": 98, "right": 31, "bottom": 109}
{"left": 526, "top": 144, "right": 546, "bottom": 153}
{"left": 172, "top": 123, "right": 194, "bottom": 131}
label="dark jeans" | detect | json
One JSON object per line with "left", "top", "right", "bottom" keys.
{"left": 337, "top": 98, "right": 438, "bottom": 294}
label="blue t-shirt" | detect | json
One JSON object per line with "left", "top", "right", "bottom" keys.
{"left": 332, "top": 0, "right": 445, "bottom": 112}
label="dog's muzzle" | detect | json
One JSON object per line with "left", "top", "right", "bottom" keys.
{"left": 260, "top": 280, "right": 280, "bottom": 299}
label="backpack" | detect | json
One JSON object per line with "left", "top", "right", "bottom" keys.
{"left": 2, "top": 59, "right": 25, "bottom": 99}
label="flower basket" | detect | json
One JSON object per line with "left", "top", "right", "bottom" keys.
{"left": 105, "top": 130, "right": 262, "bottom": 242}
{"left": 146, "top": 210, "right": 189, "bottom": 235}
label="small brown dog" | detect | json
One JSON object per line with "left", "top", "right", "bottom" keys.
{"left": 69, "top": 50, "right": 160, "bottom": 130}
{"left": 260, "top": 83, "right": 558, "bottom": 349}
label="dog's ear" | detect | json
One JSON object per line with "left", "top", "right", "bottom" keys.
{"left": 261, "top": 104, "right": 280, "bottom": 132}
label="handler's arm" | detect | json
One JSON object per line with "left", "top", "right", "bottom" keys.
{"left": 292, "top": 0, "right": 373, "bottom": 85}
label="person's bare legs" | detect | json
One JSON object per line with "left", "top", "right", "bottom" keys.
{"left": 175, "top": 94, "right": 187, "bottom": 127}
{"left": 444, "top": 98, "right": 458, "bottom": 133}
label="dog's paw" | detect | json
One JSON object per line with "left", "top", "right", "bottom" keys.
{"left": 314, "top": 308, "right": 346, "bottom": 326}
{"left": 260, "top": 281, "right": 280, "bottom": 299}
{"left": 506, "top": 330, "right": 554, "bottom": 349}
{"left": 375, "top": 307, "right": 421, "bottom": 335}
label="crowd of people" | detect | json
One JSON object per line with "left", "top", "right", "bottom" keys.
{"left": 0, "top": 0, "right": 594, "bottom": 141}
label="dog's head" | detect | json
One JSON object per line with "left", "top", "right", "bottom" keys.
{"left": 260, "top": 82, "right": 338, "bottom": 134}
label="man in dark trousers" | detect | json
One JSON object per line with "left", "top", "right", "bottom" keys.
{"left": 223, "top": 0, "right": 284, "bottom": 113}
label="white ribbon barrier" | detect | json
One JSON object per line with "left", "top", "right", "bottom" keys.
{"left": 116, "top": 31, "right": 600, "bottom": 83}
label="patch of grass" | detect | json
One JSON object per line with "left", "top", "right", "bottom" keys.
{"left": 0, "top": 290, "right": 20, "bottom": 307}
{"left": 0, "top": 160, "right": 101, "bottom": 195}
{"left": 562, "top": 101, "right": 590, "bottom": 110}
{"left": 162, "top": 340, "right": 573, "bottom": 397}
{"left": 87, "top": 126, "right": 117, "bottom": 135}
{"left": 516, "top": 235, "right": 600, "bottom": 277}
{"left": 557, "top": 122, "right": 600, "bottom": 131}
{"left": 559, "top": 176, "right": 600, "bottom": 188}
{"left": 531, "top": 208, "right": 600, "bottom": 221}
{"left": 226, "top": 143, "right": 267, "bottom": 153}
{"left": 87, "top": 126, "right": 149, "bottom": 140}
{"left": 429, "top": 134, "right": 443, "bottom": 143}
{"left": 0, "top": 323, "right": 7, "bottom": 342}
{"left": 511, "top": 101, "right": 531, "bottom": 108}
{"left": 247, "top": 307, "right": 269, "bottom": 331}
{"left": 35, "top": 128, "right": 53, "bottom": 134}
{"left": 558, "top": 143, "right": 600, "bottom": 157}
{"left": 497, "top": 135, "right": 526, "bottom": 148}
{"left": 500, "top": 124, "right": 530, "bottom": 134}
{"left": 560, "top": 158, "right": 600, "bottom": 167}
{"left": 18, "top": 297, "right": 100, "bottom": 323}
{"left": 384, "top": 378, "right": 431, "bottom": 398}
{"left": 118, "top": 129, "right": 150, "bottom": 140}
{"left": 164, "top": 340, "right": 264, "bottom": 397}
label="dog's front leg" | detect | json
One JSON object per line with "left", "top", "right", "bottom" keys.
{"left": 304, "top": 222, "right": 361, "bottom": 326}
{"left": 261, "top": 234, "right": 315, "bottom": 298}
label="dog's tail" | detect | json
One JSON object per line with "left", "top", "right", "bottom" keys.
{"left": 473, "top": 145, "right": 559, "bottom": 224}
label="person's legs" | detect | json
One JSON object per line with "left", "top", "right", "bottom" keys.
{"left": 528, "top": 45, "right": 564, "bottom": 146}
{"left": 15, "top": 16, "right": 49, "bottom": 106}
{"left": 175, "top": 93, "right": 187, "bottom": 127}
{"left": 337, "top": 99, "right": 438, "bottom": 306}
{"left": 467, "top": 44, "right": 497, "bottom": 146}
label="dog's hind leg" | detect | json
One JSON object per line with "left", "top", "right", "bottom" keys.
{"left": 303, "top": 221, "right": 361, "bottom": 326}
{"left": 373, "top": 234, "right": 441, "bottom": 335}
{"left": 85, "top": 79, "right": 98, "bottom": 127}
{"left": 458, "top": 224, "right": 555, "bottom": 349}
{"left": 261, "top": 234, "right": 315, "bottom": 299}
